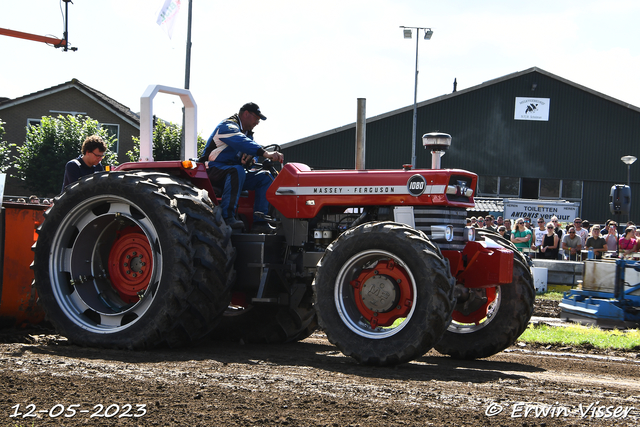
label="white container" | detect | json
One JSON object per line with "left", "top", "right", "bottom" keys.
{"left": 532, "top": 267, "right": 548, "bottom": 293}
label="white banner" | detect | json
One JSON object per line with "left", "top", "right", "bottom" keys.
{"left": 156, "top": 0, "right": 182, "bottom": 39}
{"left": 514, "top": 97, "right": 550, "bottom": 121}
{"left": 503, "top": 198, "right": 580, "bottom": 223}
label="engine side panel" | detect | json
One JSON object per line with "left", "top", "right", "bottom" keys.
{"left": 267, "top": 163, "right": 477, "bottom": 219}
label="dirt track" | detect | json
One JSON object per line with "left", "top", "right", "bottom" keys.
{"left": 1, "top": 301, "right": 639, "bottom": 426}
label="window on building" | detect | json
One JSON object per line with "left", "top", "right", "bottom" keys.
{"left": 101, "top": 124, "right": 120, "bottom": 154}
{"left": 562, "top": 180, "right": 582, "bottom": 199}
{"left": 478, "top": 176, "right": 520, "bottom": 197}
{"left": 499, "top": 177, "right": 520, "bottom": 196}
{"left": 521, "top": 178, "right": 539, "bottom": 199}
{"left": 478, "top": 176, "right": 498, "bottom": 195}
{"left": 27, "top": 118, "right": 41, "bottom": 128}
{"left": 540, "top": 179, "right": 561, "bottom": 198}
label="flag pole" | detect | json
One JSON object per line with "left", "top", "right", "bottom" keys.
{"left": 181, "top": 0, "right": 193, "bottom": 159}
{"left": 184, "top": 0, "right": 192, "bottom": 90}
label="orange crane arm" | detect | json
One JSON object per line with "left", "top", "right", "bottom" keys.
{"left": 0, "top": 27, "right": 67, "bottom": 48}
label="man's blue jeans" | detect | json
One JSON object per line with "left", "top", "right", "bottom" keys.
{"left": 207, "top": 164, "right": 272, "bottom": 221}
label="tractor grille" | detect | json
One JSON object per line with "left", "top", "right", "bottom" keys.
{"left": 414, "top": 207, "right": 467, "bottom": 251}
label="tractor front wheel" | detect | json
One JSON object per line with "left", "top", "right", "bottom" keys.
{"left": 314, "top": 222, "right": 455, "bottom": 366}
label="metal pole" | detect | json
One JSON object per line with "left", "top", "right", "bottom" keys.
{"left": 184, "top": 0, "right": 193, "bottom": 89}
{"left": 63, "top": 0, "right": 70, "bottom": 51}
{"left": 355, "top": 98, "right": 366, "bottom": 170}
{"left": 181, "top": 0, "right": 193, "bottom": 159}
{"left": 411, "top": 34, "right": 419, "bottom": 168}
{"left": 628, "top": 164, "right": 632, "bottom": 224}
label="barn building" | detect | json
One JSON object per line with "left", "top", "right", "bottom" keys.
{"left": 281, "top": 67, "right": 640, "bottom": 224}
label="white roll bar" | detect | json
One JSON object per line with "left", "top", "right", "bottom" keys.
{"left": 139, "top": 85, "right": 197, "bottom": 162}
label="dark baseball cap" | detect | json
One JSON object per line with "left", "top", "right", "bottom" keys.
{"left": 240, "top": 102, "right": 267, "bottom": 120}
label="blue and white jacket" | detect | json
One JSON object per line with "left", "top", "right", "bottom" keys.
{"left": 201, "top": 114, "right": 265, "bottom": 168}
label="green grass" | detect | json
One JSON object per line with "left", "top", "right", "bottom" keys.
{"left": 519, "top": 323, "right": 640, "bottom": 350}
{"left": 536, "top": 291, "right": 564, "bottom": 301}
{"left": 526, "top": 292, "right": 640, "bottom": 350}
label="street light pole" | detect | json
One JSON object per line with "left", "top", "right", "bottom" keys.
{"left": 400, "top": 26, "right": 433, "bottom": 169}
{"left": 621, "top": 155, "right": 637, "bottom": 223}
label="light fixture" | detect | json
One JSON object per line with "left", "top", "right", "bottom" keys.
{"left": 400, "top": 25, "right": 434, "bottom": 168}
{"left": 621, "top": 155, "right": 637, "bottom": 166}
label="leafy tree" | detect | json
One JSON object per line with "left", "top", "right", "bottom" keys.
{"left": 0, "top": 119, "right": 10, "bottom": 173}
{"left": 13, "top": 115, "right": 117, "bottom": 196}
{"left": 127, "top": 120, "right": 206, "bottom": 162}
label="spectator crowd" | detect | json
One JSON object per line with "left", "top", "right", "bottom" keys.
{"left": 466, "top": 214, "right": 640, "bottom": 261}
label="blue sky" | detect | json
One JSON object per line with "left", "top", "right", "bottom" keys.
{"left": 2, "top": 0, "right": 639, "bottom": 148}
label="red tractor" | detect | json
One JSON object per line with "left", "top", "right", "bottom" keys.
{"left": 32, "top": 86, "right": 534, "bottom": 365}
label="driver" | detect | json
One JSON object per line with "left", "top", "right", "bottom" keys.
{"left": 201, "top": 102, "right": 283, "bottom": 232}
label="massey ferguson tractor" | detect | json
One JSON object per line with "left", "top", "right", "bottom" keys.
{"left": 32, "top": 86, "right": 534, "bottom": 366}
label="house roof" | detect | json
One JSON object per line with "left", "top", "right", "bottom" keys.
{"left": 282, "top": 66, "right": 640, "bottom": 149}
{"left": 0, "top": 78, "right": 140, "bottom": 128}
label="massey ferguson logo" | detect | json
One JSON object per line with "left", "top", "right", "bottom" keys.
{"left": 407, "top": 174, "right": 426, "bottom": 196}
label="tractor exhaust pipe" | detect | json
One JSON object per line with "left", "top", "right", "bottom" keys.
{"left": 355, "top": 98, "right": 366, "bottom": 170}
{"left": 423, "top": 132, "right": 451, "bottom": 170}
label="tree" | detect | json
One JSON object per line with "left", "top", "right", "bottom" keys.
{"left": 127, "top": 120, "right": 206, "bottom": 162}
{"left": 13, "top": 115, "right": 117, "bottom": 196}
{"left": 0, "top": 119, "right": 10, "bottom": 173}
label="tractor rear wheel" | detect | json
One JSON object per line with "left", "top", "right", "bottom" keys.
{"left": 434, "top": 255, "right": 534, "bottom": 359}
{"left": 33, "top": 171, "right": 233, "bottom": 349}
{"left": 313, "top": 222, "right": 455, "bottom": 366}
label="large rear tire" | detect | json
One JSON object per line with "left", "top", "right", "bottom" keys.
{"left": 33, "top": 171, "right": 233, "bottom": 349}
{"left": 434, "top": 255, "right": 534, "bottom": 359}
{"left": 313, "top": 222, "right": 455, "bottom": 366}
{"left": 142, "top": 172, "right": 237, "bottom": 331}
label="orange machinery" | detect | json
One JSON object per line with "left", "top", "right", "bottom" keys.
{"left": 0, "top": 0, "right": 77, "bottom": 52}
{"left": 0, "top": 200, "right": 47, "bottom": 327}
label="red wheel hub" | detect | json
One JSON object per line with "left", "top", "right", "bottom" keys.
{"left": 451, "top": 287, "right": 497, "bottom": 324}
{"left": 350, "top": 259, "right": 413, "bottom": 329}
{"left": 108, "top": 227, "right": 153, "bottom": 303}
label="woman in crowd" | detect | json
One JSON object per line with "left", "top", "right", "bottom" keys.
{"left": 619, "top": 228, "right": 637, "bottom": 257}
{"left": 510, "top": 218, "right": 532, "bottom": 252}
{"left": 604, "top": 222, "right": 619, "bottom": 254}
{"left": 540, "top": 221, "right": 559, "bottom": 259}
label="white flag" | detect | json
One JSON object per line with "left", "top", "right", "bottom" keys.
{"left": 156, "top": 0, "right": 182, "bottom": 39}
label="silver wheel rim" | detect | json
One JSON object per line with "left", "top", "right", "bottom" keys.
{"left": 334, "top": 250, "right": 417, "bottom": 339}
{"left": 48, "top": 195, "right": 162, "bottom": 333}
{"left": 447, "top": 287, "right": 502, "bottom": 334}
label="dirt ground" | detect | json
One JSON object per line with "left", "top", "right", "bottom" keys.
{"left": 532, "top": 297, "right": 563, "bottom": 318}
{"left": 2, "top": 299, "right": 640, "bottom": 427}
